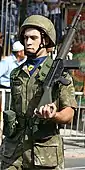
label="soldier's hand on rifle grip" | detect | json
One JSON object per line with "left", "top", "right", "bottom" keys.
{"left": 34, "top": 103, "right": 57, "bottom": 119}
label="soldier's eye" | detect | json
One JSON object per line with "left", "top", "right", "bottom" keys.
{"left": 24, "top": 35, "right": 38, "bottom": 41}
{"left": 30, "top": 36, "right": 38, "bottom": 40}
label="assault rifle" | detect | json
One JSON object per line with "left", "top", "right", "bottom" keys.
{"left": 37, "top": 3, "right": 83, "bottom": 109}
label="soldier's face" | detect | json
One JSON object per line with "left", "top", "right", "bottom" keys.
{"left": 24, "top": 28, "right": 41, "bottom": 54}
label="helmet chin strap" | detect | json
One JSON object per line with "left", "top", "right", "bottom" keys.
{"left": 25, "top": 43, "right": 45, "bottom": 59}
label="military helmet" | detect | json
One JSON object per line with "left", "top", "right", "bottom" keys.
{"left": 20, "top": 15, "right": 56, "bottom": 47}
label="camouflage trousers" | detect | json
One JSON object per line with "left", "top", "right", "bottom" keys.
{"left": 1, "top": 160, "right": 64, "bottom": 170}
{"left": 0, "top": 135, "right": 64, "bottom": 170}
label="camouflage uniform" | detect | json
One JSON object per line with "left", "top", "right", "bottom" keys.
{"left": 0, "top": 15, "right": 77, "bottom": 170}
{"left": 0, "top": 56, "right": 77, "bottom": 170}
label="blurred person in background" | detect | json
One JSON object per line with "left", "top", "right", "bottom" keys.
{"left": 45, "top": 0, "right": 63, "bottom": 43}
{"left": 0, "top": 32, "right": 4, "bottom": 61}
{"left": 0, "top": 41, "right": 26, "bottom": 88}
{"left": 9, "top": 0, "right": 23, "bottom": 44}
{"left": 26, "top": 0, "right": 48, "bottom": 17}
{"left": 0, "top": 0, "right": 22, "bottom": 56}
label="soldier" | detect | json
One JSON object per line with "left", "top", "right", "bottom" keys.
{"left": 1, "top": 15, "right": 77, "bottom": 170}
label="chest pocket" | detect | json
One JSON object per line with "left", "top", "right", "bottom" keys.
{"left": 11, "top": 69, "right": 43, "bottom": 116}
{"left": 11, "top": 79, "right": 22, "bottom": 94}
{"left": 11, "top": 77, "right": 25, "bottom": 115}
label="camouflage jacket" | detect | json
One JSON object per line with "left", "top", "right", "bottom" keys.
{"left": 9, "top": 56, "right": 77, "bottom": 138}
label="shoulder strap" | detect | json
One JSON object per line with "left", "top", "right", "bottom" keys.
{"left": 38, "top": 56, "right": 53, "bottom": 82}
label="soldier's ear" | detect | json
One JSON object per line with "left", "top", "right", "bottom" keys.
{"left": 46, "top": 47, "right": 53, "bottom": 53}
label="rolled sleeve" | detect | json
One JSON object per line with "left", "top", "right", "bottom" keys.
{"left": 59, "top": 73, "right": 77, "bottom": 109}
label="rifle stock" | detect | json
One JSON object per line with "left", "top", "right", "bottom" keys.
{"left": 37, "top": 3, "right": 83, "bottom": 109}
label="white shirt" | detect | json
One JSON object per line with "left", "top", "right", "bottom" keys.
{"left": 0, "top": 54, "right": 27, "bottom": 87}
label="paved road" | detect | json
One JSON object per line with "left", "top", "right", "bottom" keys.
{"left": 64, "top": 138, "right": 85, "bottom": 169}
{"left": 65, "top": 158, "right": 85, "bottom": 169}
{"left": 65, "top": 167, "right": 85, "bottom": 170}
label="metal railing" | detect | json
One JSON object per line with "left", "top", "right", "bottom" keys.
{"left": 61, "top": 92, "right": 85, "bottom": 141}
{"left": 0, "top": 88, "right": 11, "bottom": 145}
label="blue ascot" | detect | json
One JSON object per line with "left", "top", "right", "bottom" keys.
{"left": 26, "top": 56, "right": 47, "bottom": 76}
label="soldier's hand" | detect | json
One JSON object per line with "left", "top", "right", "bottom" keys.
{"left": 35, "top": 103, "right": 57, "bottom": 119}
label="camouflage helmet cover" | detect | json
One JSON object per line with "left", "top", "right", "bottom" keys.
{"left": 20, "top": 15, "right": 56, "bottom": 47}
